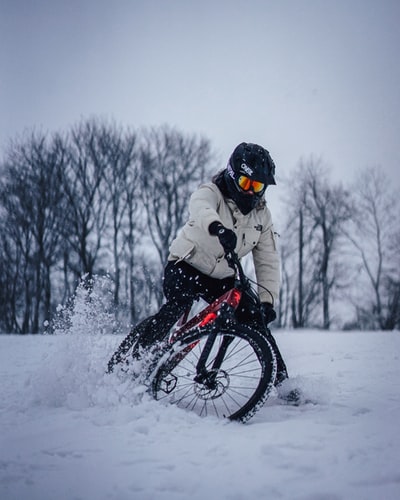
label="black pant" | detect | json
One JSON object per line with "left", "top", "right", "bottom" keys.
{"left": 136, "top": 260, "right": 261, "bottom": 345}
{"left": 114, "top": 260, "right": 288, "bottom": 382}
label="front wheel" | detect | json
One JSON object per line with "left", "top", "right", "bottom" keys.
{"left": 149, "top": 323, "right": 277, "bottom": 422}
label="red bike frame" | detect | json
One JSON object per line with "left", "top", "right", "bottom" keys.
{"left": 169, "top": 287, "right": 242, "bottom": 343}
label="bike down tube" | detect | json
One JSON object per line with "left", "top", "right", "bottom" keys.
{"left": 169, "top": 288, "right": 242, "bottom": 343}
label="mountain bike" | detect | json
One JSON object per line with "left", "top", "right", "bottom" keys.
{"left": 110, "top": 251, "right": 277, "bottom": 422}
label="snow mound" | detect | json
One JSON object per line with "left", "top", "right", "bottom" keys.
{"left": 275, "top": 375, "right": 333, "bottom": 406}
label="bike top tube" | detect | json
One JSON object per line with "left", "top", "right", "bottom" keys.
{"left": 170, "top": 286, "right": 242, "bottom": 343}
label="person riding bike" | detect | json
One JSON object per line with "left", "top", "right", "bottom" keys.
{"left": 108, "top": 142, "right": 289, "bottom": 389}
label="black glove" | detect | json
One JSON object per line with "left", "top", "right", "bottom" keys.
{"left": 261, "top": 302, "right": 277, "bottom": 325}
{"left": 209, "top": 221, "right": 237, "bottom": 252}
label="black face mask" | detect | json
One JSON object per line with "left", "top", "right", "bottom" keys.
{"left": 214, "top": 171, "right": 263, "bottom": 215}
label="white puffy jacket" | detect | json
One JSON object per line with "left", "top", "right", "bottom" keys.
{"left": 168, "top": 182, "right": 280, "bottom": 304}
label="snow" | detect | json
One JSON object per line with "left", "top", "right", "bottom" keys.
{"left": 1, "top": 329, "right": 400, "bottom": 500}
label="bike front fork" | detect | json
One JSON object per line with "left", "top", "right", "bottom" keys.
{"left": 194, "top": 304, "right": 236, "bottom": 385}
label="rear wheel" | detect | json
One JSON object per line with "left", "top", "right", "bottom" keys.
{"left": 107, "top": 330, "right": 139, "bottom": 373}
{"left": 150, "top": 323, "right": 277, "bottom": 422}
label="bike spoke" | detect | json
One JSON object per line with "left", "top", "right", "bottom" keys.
{"left": 152, "top": 326, "right": 274, "bottom": 421}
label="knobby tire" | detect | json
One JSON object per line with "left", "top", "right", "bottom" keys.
{"left": 149, "top": 323, "right": 277, "bottom": 422}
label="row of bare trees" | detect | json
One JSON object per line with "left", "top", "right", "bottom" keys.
{"left": 0, "top": 119, "right": 399, "bottom": 333}
{"left": 277, "top": 158, "right": 400, "bottom": 330}
{"left": 0, "top": 119, "right": 214, "bottom": 333}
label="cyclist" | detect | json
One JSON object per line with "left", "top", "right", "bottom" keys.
{"left": 109, "top": 142, "right": 289, "bottom": 390}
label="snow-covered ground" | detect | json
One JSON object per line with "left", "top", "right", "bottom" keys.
{"left": 1, "top": 329, "right": 399, "bottom": 500}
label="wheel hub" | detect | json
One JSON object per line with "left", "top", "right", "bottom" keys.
{"left": 193, "top": 370, "right": 230, "bottom": 400}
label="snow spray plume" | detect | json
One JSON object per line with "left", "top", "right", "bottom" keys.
{"left": 51, "top": 274, "right": 124, "bottom": 336}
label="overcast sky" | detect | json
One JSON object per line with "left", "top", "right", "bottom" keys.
{"left": 1, "top": 0, "right": 399, "bottom": 197}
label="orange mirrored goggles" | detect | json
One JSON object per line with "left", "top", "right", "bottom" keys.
{"left": 237, "top": 175, "right": 265, "bottom": 193}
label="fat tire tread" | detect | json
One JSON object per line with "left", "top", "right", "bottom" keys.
{"left": 149, "top": 323, "right": 277, "bottom": 422}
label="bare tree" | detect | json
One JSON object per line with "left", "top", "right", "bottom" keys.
{"left": 0, "top": 120, "right": 218, "bottom": 333}
{"left": 98, "top": 124, "right": 138, "bottom": 307}
{"left": 281, "top": 165, "right": 321, "bottom": 328}
{"left": 0, "top": 215, "right": 25, "bottom": 332}
{"left": 62, "top": 119, "right": 112, "bottom": 283}
{"left": 386, "top": 231, "right": 400, "bottom": 329}
{"left": 344, "top": 167, "right": 400, "bottom": 329}
{"left": 0, "top": 132, "right": 68, "bottom": 332}
{"left": 140, "top": 126, "right": 214, "bottom": 304}
{"left": 119, "top": 141, "right": 147, "bottom": 324}
{"left": 281, "top": 158, "right": 352, "bottom": 329}
{"left": 302, "top": 160, "right": 352, "bottom": 328}
{"left": 283, "top": 203, "right": 321, "bottom": 328}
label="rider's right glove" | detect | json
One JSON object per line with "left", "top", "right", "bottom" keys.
{"left": 261, "top": 302, "right": 277, "bottom": 325}
{"left": 209, "top": 221, "right": 237, "bottom": 252}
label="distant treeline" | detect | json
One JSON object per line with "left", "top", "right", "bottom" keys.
{"left": 0, "top": 118, "right": 399, "bottom": 333}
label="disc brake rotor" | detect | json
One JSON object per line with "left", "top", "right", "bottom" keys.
{"left": 193, "top": 370, "right": 230, "bottom": 400}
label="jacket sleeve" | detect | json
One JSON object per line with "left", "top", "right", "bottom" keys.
{"left": 252, "top": 209, "right": 280, "bottom": 304}
{"left": 188, "top": 185, "right": 222, "bottom": 232}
